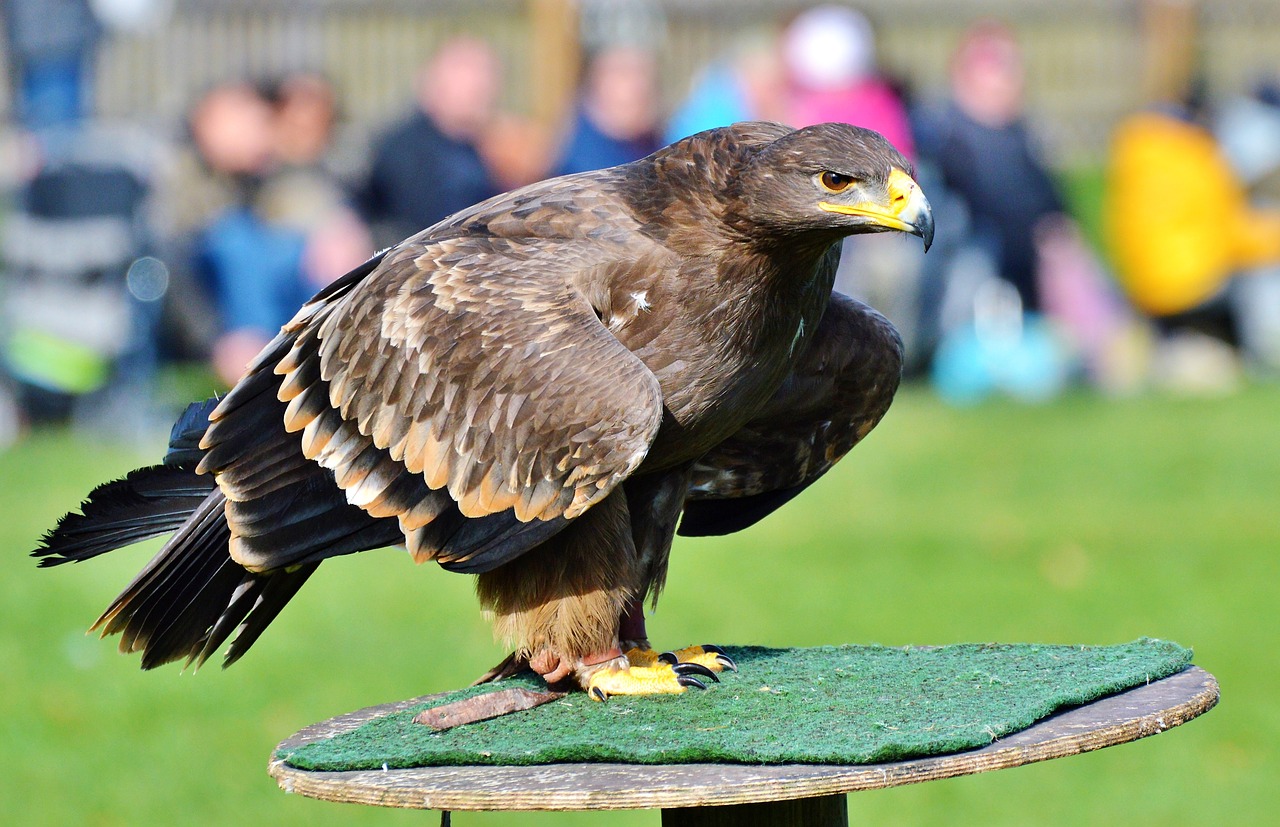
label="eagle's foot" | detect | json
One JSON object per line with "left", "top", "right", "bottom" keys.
{"left": 627, "top": 643, "right": 738, "bottom": 674}
{"left": 585, "top": 660, "right": 716, "bottom": 701}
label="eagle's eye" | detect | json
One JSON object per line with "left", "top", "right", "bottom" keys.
{"left": 819, "top": 171, "right": 855, "bottom": 193}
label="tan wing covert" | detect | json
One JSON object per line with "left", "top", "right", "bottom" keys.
{"left": 201, "top": 186, "right": 665, "bottom": 562}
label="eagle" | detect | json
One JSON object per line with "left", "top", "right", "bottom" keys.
{"left": 35, "top": 122, "right": 932, "bottom": 700}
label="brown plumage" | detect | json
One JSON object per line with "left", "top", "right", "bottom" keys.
{"left": 34, "top": 122, "right": 932, "bottom": 696}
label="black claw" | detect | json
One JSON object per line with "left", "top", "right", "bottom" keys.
{"left": 677, "top": 675, "right": 708, "bottom": 690}
{"left": 591, "top": 686, "right": 607, "bottom": 701}
{"left": 657, "top": 651, "right": 679, "bottom": 665}
{"left": 672, "top": 661, "right": 719, "bottom": 682}
{"left": 701, "top": 645, "right": 738, "bottom": 672}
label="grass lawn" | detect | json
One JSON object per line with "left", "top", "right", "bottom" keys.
{"left": 2, "top": 383, "right": 1274, "bottom": 826}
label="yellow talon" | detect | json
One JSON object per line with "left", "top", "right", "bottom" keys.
{"left": 624, "top": 647, "right": 661, "bottom": 667}
{"left": 585, "top": 645, "right": 732, "bottom": 699}
{"left": 587, "top": 665, "right": 692, "bottom": 700}
{"left": 667, "top": 645, "right": 735, "bottom": 673}
{"left": 624, "top": 644, "right": 738, "bottom": 674}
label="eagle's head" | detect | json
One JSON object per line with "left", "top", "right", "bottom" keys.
{"left": 737, "top": 122, "right": 934, "bottom": 251}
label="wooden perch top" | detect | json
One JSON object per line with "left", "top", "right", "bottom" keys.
{"left": 268, "top": 665, "right": 1217, "bottom": 813}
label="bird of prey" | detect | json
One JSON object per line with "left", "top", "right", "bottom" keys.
{"left": 35, "top": 122, "right": 932, "bottom": 700}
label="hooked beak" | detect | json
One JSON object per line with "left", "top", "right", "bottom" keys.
{"left": 819, "top": 167, "right": 935, "bottom": 252}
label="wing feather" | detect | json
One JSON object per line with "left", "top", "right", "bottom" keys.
{"left": 679, "top": 293, "right": 903, "bottom": 536}
{"left": 201, "top": 180, "right": 666, "bottom": 567}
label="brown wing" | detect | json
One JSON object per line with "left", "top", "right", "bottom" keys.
{"left": 198, "top": 178, "right": 665, "bottom": 568}
{"left": 678, "top": 292, "right": 903, "bottom": 536}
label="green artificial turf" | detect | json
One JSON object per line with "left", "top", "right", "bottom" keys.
{"left": 282, "top": 639, "right": 1191, "bottom": 771}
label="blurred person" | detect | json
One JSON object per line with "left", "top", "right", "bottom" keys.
{"left": 1215, "top": 79, "right": 1280, "bottom": 372}
{"left": 778, "top": 7, "right": 926, "bottom": 366}
{"left": 665, "top": 33, "right": 786, "bottom": 143}
{"left": 919, "top": 21, "right": 1134, "bottom": 400}
{"left": 480, "top": 113, "right": 555, "bottom": 191}
{"left": 186, "top": 81, "right": 305, "bottom": 385}
{"left": 156, "top": 79, "right": 372, "bottom": 386}
{"left": 1106, "top": 87, "right": 1280, "bottom": 381}
{"left": 164, "top": 80, "right": 275, "bottom": 238}
{"left": 259, "top": 71, "right": 374, "bottom": 291}
{"left": 1216, "top": 78, "right": 1280, "bottom": 201}
{"left": 781, "top": 5, "right": 914, "bottom": 158}
{"left": 916, "top": 20, "right": 1067, "bottom": 314}
{"left": 0, "top": 0, "right": 177, "bottom": 433}
{"left": 360, "top": 37, "right": 502, "bottom": 248}
{"left": 0, "top": 126, "right": 152, "bottom": 426}
{"left": 151, "top": 81, "right": 274, "bottom": 372}
{"left": 267, "top": 72, "right": 339, "bottom": 169}
{"left": 211, "top": 75, "right": 372, "bottom": 385}
{"left": 554, "top": 44, "right": 662, "bottom": 175}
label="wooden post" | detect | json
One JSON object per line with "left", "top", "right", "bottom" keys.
{"left": 1139, "top": 0, "right": 1199, "bottom": 105}
{"left": 527, "top": 0, "right": 580, "bottom": 129}
{"left": 663, "top": 794, "right": 848, "bottom": 827}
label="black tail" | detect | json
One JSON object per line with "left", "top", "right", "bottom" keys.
{"left": 33, "top": 398, "right": 318, "bottom": 669}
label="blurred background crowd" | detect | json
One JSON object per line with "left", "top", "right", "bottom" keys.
{"left": 1, "top": 0, "right": 1279, "bottom": 443}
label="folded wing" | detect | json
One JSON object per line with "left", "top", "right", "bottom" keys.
{"left": 199, "top": 186, "right": 666, "bottom": 572}
{"left": 679, "top": 292, "right": 903, "bottom": 536}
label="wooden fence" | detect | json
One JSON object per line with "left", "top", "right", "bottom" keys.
{"left": 5, "top": 0, "right": 1280, "bottom": 164}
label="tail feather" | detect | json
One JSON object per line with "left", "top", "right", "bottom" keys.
{"left": 98, "top": 493, "right": 231, "bottom": 657}
{"left": 72, "top": 484, "right": 321, "bottom": 670}
{"left": 164, "top": 396, "right": 221, "bottom": 467}
{"left": 34, "top": 396, "right": 328, "bottom": 669}
{"left": 34, "top": 465, "right": 216, "bottom": 566}
{"left": 218, "top": 563, "right": 319, "bottom": 667}
{"left": 144, "top": 559, "right": 245, "bottom": 669}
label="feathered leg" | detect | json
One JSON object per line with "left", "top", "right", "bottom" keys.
{"left": 476, "top": 488, "right": 638, "bottom": 685}
{"left": 476, "top": 476, "right": 730, "bottom": 698}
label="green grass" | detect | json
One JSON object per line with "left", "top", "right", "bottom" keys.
{"left": 2, "top": 384, "right": 1275, "bottom": 826}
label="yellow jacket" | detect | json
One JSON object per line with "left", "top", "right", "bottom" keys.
{"left": 1106, "top": 111, "right": 1280, "bottom": 316}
